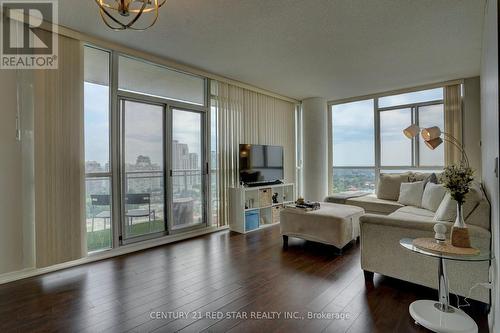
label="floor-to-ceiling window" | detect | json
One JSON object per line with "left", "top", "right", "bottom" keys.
{"left": 84, "top": 47, "right": 209, "bottom": 249}
{"left": 84, "top": 46, "right": 112, "bottom": 252}
{"left": 330, "top": 87, "right": 445, "bottom": 193}
{"left": 331, "top": 99, "right": 375, "bottom": 193}
{"left": 172, "top": 109, "right": 204, "bottom": 229}
{"left": 377, "top": 87, "right": 444, "bottom": 174}
{"left": 122, "top": 100, "right": 166, "bottom": 240}
{"left": 209, "top": 100, "right": 219, "bottom": 226}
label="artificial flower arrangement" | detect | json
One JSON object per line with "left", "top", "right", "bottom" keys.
{"left": 440, "top": 164, "right": 474, "bottom": 248}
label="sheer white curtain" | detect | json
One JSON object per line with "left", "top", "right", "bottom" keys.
{"left": 211, "top": 81, "right": 296, "bottom": 226}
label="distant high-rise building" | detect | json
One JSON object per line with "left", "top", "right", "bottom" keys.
{"left": 86, "top": 161, "right": 102, "bottom": 173}
{"left": 136, "top": 155, "right": 152, "bottom": 168}
{"left": 172, "top": 140, "right": 198, "bottom": 170}
{"left": 188, "top": 153, "right": 198, "bottom": 169}
{"left": 171, "top": 140, "right": 200, "bottom": 191}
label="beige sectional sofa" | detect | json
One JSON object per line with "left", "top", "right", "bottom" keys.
{"left": 325, "top": 173, "right": 491, "bottom": 303}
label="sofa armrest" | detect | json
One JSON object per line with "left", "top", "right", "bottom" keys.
{"left": 359, "top": 213, "right": 491, "bottom": 302}
{"left": 360, "top": 213, "right": 435, "bottom": 232}
{"left": 360, "top": 213, "right": 491, "bottom": 249}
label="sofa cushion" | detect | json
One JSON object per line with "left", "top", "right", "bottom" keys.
{"left": 324, "top": 191, "right": 371, "bottom": 204}
{"left": 434, "top": 194, "right": 457, "bottom": 222}
{"left": 346, "top": 194, "right": 404, "bottom": 215}
{"left": 421, "top": 183, "right": 446, "bottom": 212}
{"left": 466, "top": 198, "right": 491, "bottom": 230}
{"left": 398, "top": 181, "right": 425, "bottom": 207}
{"left": 389, "top": 206, "right": 435, "bottom": 222}
{"left": 377, "top": 173, "right": 410, "bottom": 201}
{"left": 434, "top": 182, "right": 483, "bottom": 222}
{"left": 408, "top": 172, "right": 431, "bottom": 182}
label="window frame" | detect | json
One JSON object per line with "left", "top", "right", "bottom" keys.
{"left": 328, "top": 86, "right": 445, "bottom": 195}
{"left": 84, "top": 45, "right": 113, "bottom": 252}
{"left": 84, "top": 44, "right": 211, "bottom": 252}
{"left": 377, "top": 98, "right": 444, "bottom": 171}
{"left": 115, "top": 59, "right": 210, "bottom": 245}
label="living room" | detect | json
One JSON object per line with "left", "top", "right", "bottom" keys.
{"left": 0, "top": 1, "right": 498, "bottom": 332}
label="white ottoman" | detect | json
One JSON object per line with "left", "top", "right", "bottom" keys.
{"left": 280, "top": 202, "right": 365, "bottom": 251}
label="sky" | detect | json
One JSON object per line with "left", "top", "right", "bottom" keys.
{"left": 85, "top": 82, "right": 202, "bottom": 168}
{"left": 84, "top": 83, "right": 110, "bottom": 167}
{"left": 85, "top": 82, "right": 445, "bottom": 170}
{"left": 332, "top": 87, "right": 444, "bottom": 167}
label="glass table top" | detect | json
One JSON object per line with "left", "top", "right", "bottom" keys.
{"left": 400, "top": 238, "right": 493, "bottom": 262}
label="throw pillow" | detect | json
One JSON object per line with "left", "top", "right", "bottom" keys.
{"left": 398, "top": 181, "right": 425, "bottom": 207}
{"left": 377, "top": 173, "right": 410, "bottom": 201}
{"left": 408, "top": 172, "right": 429, "bottom": 183}
{"left": 433, "top": 182, "right": 483, "bottom": 222}
{"left": 408, "top": 172, "right": 438, "bottom": 185}
{"left": 421, "top": 183, "right": 446, "bottom": 212}
{"left": 428, "top": 173, "right": 439, "bottom": 184}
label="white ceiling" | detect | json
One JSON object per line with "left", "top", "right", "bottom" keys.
{"left": 59, "top": 0, "right": 486, "bottom": 101}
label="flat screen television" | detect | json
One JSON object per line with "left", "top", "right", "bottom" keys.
{"left": 239, "top": 144, "right": 284, "bottom": 185}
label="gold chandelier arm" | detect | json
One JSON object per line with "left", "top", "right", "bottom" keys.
{"left": 128, "top": 0, "right": 166, "bottom": 13}
{"left": 127, "top": 7, "right": 159, "bottom": 30}
{"left": 95, "top": 1, "right": 119, "bottom": 10}
{"left": 95, "top": 0, "right": 164, "bottom": 30}
{"left": 95, "top": 0, "right": 149, "bottom": 31}
{"left": 123, "top": 1, "right": 148, "bottom": 29}
{"left": 95, "top": 1, "right": 129, "bottom": 30}
{"left": 98, "top": 7, "right": 127, "bottom": 30}
{"left": 124, "top": 0, "right": 160, "bottom": 31}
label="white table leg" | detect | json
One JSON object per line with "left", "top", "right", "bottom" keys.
{"left": 408, "top": 257, "right": 478, "bottom": 333}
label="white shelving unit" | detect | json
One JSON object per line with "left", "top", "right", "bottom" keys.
{"left": 229, "top": 183, "right": 295, "bottom": 234}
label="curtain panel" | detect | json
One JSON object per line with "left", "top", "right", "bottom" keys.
{"left": 34, "top": 32, "right": 86, "bottom": 268}
{"left": 211, "top": 81, "right": 296, "bottom": 227}
{"left": 444, "top": 84, "right": 463, "bottom": 166}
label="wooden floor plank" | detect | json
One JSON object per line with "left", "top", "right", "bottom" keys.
{"left": 0, "top": 225, "right": 489, "bottom": 333}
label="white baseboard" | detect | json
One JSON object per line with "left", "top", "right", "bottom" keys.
{"left": 0, "top": 225, "right": 229, "bottom": 285}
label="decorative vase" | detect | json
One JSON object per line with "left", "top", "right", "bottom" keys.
{"left": 451, "top": 203, "right": 471, "bottom": 248}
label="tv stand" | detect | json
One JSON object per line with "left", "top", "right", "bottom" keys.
{"left": 245, "top": 180, "right": 283, "bottom": 187}
{"left": 229, "top": 183, "right": 295, "bottom": 234}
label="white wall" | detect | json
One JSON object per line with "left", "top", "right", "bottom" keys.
{"left": 464, "top": 77, "right": 482, "bottom": 179}
{"left": 302, "top": 97, "right": 328, "bottom": 201}
{"left": 480, "top": 0, "right": 499, "bottom": 331}
{"left": 0, "top": 70, "right": 24, "bottom": 274}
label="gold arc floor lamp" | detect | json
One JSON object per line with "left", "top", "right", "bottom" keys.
{"left": 403, "top": 124, "right": 473, "bottom": 249}
{"left": 402, "top": 125, "right": 469, "bottom": 168}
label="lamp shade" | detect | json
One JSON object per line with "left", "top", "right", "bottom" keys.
{"left": 424, "top": 137, "right": 443, "bottom": 150}
{"left": 421, "top": 126, "right": 442, "bottom": 141}
{"left": 403, "top": 124, "right": 420, "bottom": 138}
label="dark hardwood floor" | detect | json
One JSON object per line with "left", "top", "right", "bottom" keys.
{"left": 0, "top": 226, "right": 489, "bottom": 333}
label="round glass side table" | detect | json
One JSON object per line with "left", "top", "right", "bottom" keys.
{"left": 400, "top": 238, "right": 492, "bottom": 333}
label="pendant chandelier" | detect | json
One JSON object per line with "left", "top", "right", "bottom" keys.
{"left": 94, "top": 0, "right": 167, "bottom": 31}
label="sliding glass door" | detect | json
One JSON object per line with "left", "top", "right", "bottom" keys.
{"left": 119, "top": 99, "right": 206, "bottom": 242}
{"left": 121, "top": 99, "right": 166, "bottom": 240}
{"left": 171, "top": 108, "right": 205, "bottom": 230}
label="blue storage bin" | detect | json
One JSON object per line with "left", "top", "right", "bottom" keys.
{"left": 245, "top": 210, "right": 260, "bottom": 231}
